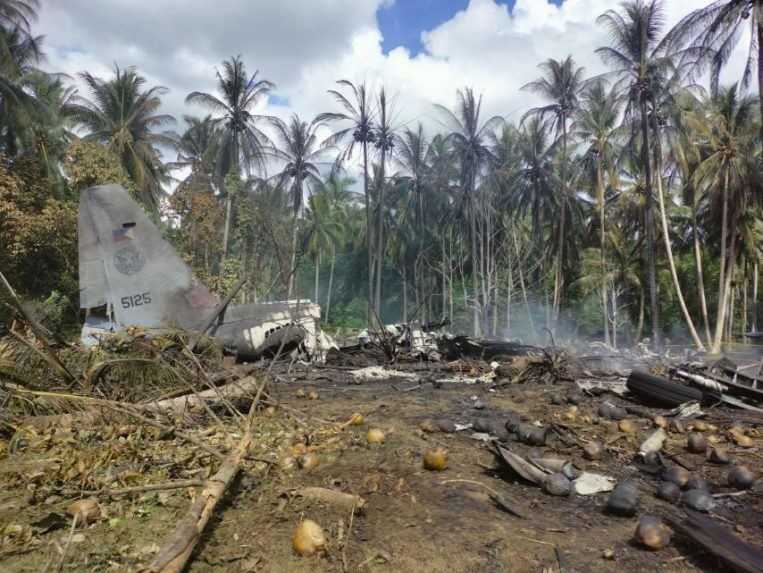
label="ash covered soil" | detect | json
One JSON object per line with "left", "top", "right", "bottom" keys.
{"left": 1, "top": 350, "right": 762, "bottom": 572}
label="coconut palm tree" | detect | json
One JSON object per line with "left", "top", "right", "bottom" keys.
{"left": 394, "top": 123, "right": 431, "bottom": 316}
{"left": 691, "top": 84, "right": 760, "bottom": 352}
{"left": 435, "top": 87, "right": 503, "bottom": 336}
{"left": 304, "top": 190, "right": 343, "bottom": 307}
{"left": 522, "top": 56, "right": 587, "bottom": 319}
{"left": 267, "top": 113, "right": 331, "bottom": 298}
{"left": 596, "top": 0, "right": 677, "bottom": 347}
{"left": 372, "top": 87, "right": 395, "bottom": 316}
{"left": 316, "top": 80, "right": 376, "bottom": 321}
{"left": 186, "top": 56, "right": 274, "bottom": 256}
{"left": 0, "top": 0, "right": 37, "bottom": 32}
{"left": 0, "top": 26, "right": 42, "bottom": 156}
{"left": 318, "top": 175, "right": 355, "bottom": 321}
{"left": 666, "top": 0, "right": 763, "bottom": 138}
{"left": 25, "top": 71, "right": 76, "bottom": 193}
{"left": 573, "top": 81, "right": 624, "bottom": 344}
{"left": 70, "top": 65, "right": 176, "bottom": 209}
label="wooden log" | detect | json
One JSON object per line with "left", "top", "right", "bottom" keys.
{"left": 294, "top": 487, "right": 366, "bottom": 512}
{"left": 142, "top": 379, "right": 267, "bottom": 573}
{"left": 667, "top": 510, "right": 763, "bottom": 573}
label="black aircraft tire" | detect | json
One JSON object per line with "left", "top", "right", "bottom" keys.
{"left": 627, "top": 370, "right": 703, "bottom": 407}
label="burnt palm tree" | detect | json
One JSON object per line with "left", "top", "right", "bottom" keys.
{"left": 316, "top": 80, "right": 376, "bottom": 320}
{"left": 268, "top": 114, "right": 331, "bottom": 298}
{"left": 186, "top": 56, "right": 274, "bottom": 256}
{"left": 596, "top": 0, "right": 676, "bottom": 347}
{"left": 435, "top": 87, "right": 503, "bottom": 336}
{"left": 522, "top": 56, "right": 587, "bottom": 319}
{"left": 70, "top": 65, "right": 176, "bottom": 209}
{"left": 666, "top": 0, "right": 763, "bottom": 138}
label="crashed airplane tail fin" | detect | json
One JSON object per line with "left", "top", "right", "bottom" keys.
{"left": 79, "top": 184, "right": 218, "bottom": 330}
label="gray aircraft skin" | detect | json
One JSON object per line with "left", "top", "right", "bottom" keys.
{"left": 78, "top": 184, "right": 322, "bottom": 359}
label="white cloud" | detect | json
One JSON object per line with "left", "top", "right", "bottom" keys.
{"left": 39, "top": 0, "right": 752, "bottom": 166}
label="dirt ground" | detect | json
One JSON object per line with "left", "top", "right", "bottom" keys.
{"left": 1, "top": 355, "right": 762, "bottom": 572}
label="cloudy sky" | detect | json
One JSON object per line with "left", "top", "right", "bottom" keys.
{"left": 37, "top": 0, "right": 749, "bottom": 150}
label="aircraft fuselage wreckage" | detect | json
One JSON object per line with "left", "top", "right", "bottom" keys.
{"left": 78, "top": 184, "right": 334, "bottom": 360}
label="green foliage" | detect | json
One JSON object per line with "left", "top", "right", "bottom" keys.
{"left": 64, "top": 139, "right": 133, "bottom": 194}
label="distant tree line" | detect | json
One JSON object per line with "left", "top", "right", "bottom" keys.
{"left": 0, "top": 0, "right": 761, "bottom": 352}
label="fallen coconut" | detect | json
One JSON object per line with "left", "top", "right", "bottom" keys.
{"left": 264, "top": 406, "right": 277, "bottom": 417}
{"left": 683, "top": 489, "right": 713, "bottom": 512}
{"left": 687, "top": 433, "right": 708, "bottom": 454}
{"left": 619, "top": 419, "right": 638, "bottom": 434}
{"left": 543, "top": 473, "right": 572, "bottom": 497}
{"left": 348, "top": 413, "right": 364, "bottom": 426}
{"left": 419, "top": 419, "right": 438, "bottom": 433}
{"left": 423, "top": 447, "right": 448, "bottom": 471}
{"left": 550, "top": 394, "right": 565, "bottom": 405}
{"left": 634, "top": 515, "right": 671, "bottom": 550}
{"left": 663, "top": 466, "right": 690, "bottom": 489}
{"left": 728, "top": 466, "right": 756, "bottom": 490}
{"left": 599, "top": 403, "right": 627, "bottom": 421}
{"left": 280, "top": 456, "right": 298, "bottom": 471}
{"left": 290, "top": 443, "right": 308, "bottom": 457}
{"left": 692, "top": 420, "right": 709, "bottom": 432}
{"left": 656, "top": 482, "right": 681, "bottom": 504}
{"left": 292, "top": 519, "right": 327, "bottom": 557}
{"left": 708, "top": 447, "right": 730, "bottom": 465}
{"left": 686, "top": 476, "right": 710, "bottom": 492}
{"left": 67, "top": 499, "right": 101, "bottom": 526}
{"left": 563, "top": 406, "right": 578, "bottom": 422}
{"left": 607, "top": 481, "right": 640, "bottom": 516}
{"left": 733, "top": 434, "right": 754, "bottom": 448}
{"left": 296, "top": 389, "right": 306, "bottom": 399}
{"left": 367, "top": 428, "right": 386, "bottom": 444}
{"left": 299, "top": 453, "right": 320, "bottom": 471}
{"left": 437, "top": 419, "right": 457, "bottom": 433}
{"left": 653, "top": 415, "right": 669, "bottom": 429}
{"left": 308, "top": 391, "right": 319, "bottom": 401}
{"left": 583, "top": 441, "right": 603, "bottom": 461}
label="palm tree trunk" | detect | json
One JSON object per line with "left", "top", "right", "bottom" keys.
{"left": 693, "top": 205, "right": 712, "bottom": 346}
{"left": 363, "top": 142, "right": 373, "bottom": 326}
{"left": 402, "top": 264, "right": 408, "bottom": 323}
{"left": 506, "top": 262, "right": 512, "bottom": 332}
{"left": 326, "top": 245, "right": 335, "bottom": 323}
{"left": 754, "top": 262, "right": 759, "bottom": 332}
{"left": 222, "top": 194, "right": 232, "bottom": 262}
{"left": 654, "top": 143, "right": 705, "bottom": 350}
{"left": 512, "top": 226, "right": 536, "bottom": 339}
{"left": 469, "top": 174, "right": 480, "bottom": 337}
{"left": 636, "top": 286, "right": 645, "bottom": 344}
{"left": 743, "top": 273, "right": 748, "bottom": 339}
{"left": 597, "top": 158, "right": 610, "bottom": 345}
{"left": 640, "top": 95, "right": 660, "bottom": 347}
{"left": 758, "top": 21, "right": 763, "bottom": 142}
{"left": 287, "top": 181, "right": 302, "bottom": 299}
{"left": 712, "top": 169, "right": 731, "bottom": 353}
{"left": 375, "top": 145, "right": 387, "bottom": 317}
{"left": 314, "top": 249, "right": 320, "bottom": 304}
{"left": 553, "top": 118, "right": 568, "bottom": 324}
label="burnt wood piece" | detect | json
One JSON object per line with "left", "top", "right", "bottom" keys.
{"left": 627, "top": 371, "right": 705, "bottom": 407}
{"left": 667, "top": 510, "right": 763, "bottom": 573}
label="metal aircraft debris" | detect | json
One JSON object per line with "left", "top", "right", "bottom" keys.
{"left": 78, "top": 184, "right": 335, "bottom": 360}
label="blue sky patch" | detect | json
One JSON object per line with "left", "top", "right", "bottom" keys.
{"left": 377, "top": 0, "right": 564, "bottom": 55}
